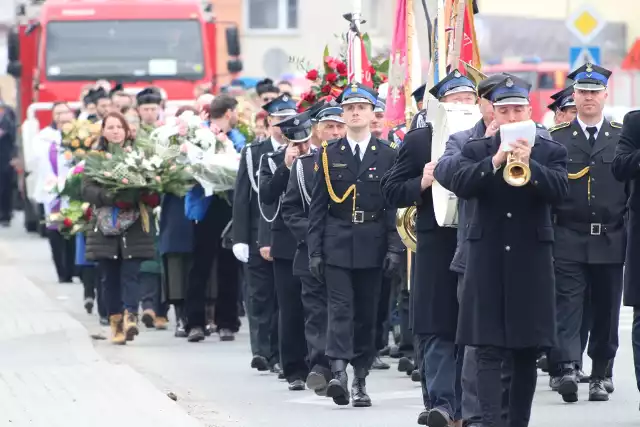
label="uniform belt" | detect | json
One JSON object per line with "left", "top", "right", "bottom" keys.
{"left": 554, "top": 218, "right": 623, "bottom": 236}
{"left": 329, "top": 208, "right": 384, "bottom": 224}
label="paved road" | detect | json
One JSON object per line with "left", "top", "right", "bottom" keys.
{"left": 2, "top": 213, "right": 639, "bottom": 427}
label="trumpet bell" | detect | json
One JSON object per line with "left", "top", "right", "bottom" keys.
{"left": 396, "top": 206, "right": 417, "bottom": 252}
{"left": 503, "top": 160, "right": 531, "bottom": 187}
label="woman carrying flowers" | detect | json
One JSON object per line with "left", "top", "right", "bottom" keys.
{"left": 82, "top": 111, "right": 157, "bottom": 345}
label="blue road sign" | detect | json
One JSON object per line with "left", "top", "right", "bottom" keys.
{"left": 569, "top": 46, "right": 601, "bottom": 70}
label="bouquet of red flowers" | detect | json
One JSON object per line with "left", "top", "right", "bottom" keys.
{"left": 293, "top": 33, "right": 389, "bottom": 111}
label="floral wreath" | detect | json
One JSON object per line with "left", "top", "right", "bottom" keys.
{"left": 292, "top": 33, "right": 389, "bottom": 111}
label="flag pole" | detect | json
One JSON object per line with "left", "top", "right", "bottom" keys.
{"left": 351, "top": 0, "right": 363, "bottom": 83}
{"left": 404, "top": 0, "right": 415, "bottom": 128}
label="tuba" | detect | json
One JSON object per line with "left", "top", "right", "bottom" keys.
{"left": 395, "top": 101, "right": 482, "bottom": 251}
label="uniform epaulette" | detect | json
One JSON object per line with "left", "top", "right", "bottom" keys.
{"left": 610, "top": 121, "right": 622, "bottom": 129}
{"left": 378, "top": 139, "right": 399, "bottom": 150}
{"left": 549, "top": 122, "right": 570, "bottom": 132}
{"left": 536, "top": 122, "right": 547, "bottom": 129}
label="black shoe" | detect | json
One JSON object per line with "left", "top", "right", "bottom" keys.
{"left": 83, "top": 298, "right": 94, "bottom": 314}
{"left": 174, "top": 318, "right": 187, "bottom": 338}
{"left": 58, "top": 277, "right": 73, "bottom": 284}
{"left": 378, "top": 346, "right": 391, "bottom": 357}
{"left": 588, "top": 379, "right": 609, "bottom": 401}
{"left": 536, "top": 355, "right": 549, "bottom": 373}
{"left": 371, "top": 356, "right": 390, "bottom": 370}
{"left": 187, "top": 327, "right": 205, "bottom": 342}
{"left": 306, "top": 370, "right": 328, "bottom": 395}
{"left": 398, "top": 356, "right": 414, "bottom": 373}
{"left": 204, "top": 322, "right": 214, "bottom": 337}
{"left": 250, "top": 355, "right": 269, "bottom": 372}
{"left": 603, "top": 377, "right": 614, "bottom": 393}
{"left": 549, "top": 376, "right": 561, "bottom": 391}
{"left": 288, "top": 379, "right": 306, "bottom": 391}
{"left": 218, "top": 328, "right": 236, "bottom": 341}
{"left": 326, "top": 371, "right": 350, "bottom": 406}
{"left": 426, "top": 407, "right": 451, "bottom": 427}
{"left": 351, "top": 377, "right": 371, "bottom": 407}
{"left": 411, "top": 369, "right": 421, "bottom": 382}
{"left": 417, "top": 409, "right": 429, "bottom": 425}
{"left": 270, "top": 362, "right": 284, "bottom": 379}
{"left": 557, "top": 368, "right": 579, "bottom": 403}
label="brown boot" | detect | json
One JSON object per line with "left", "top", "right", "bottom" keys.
{"left": 109, "top": 314, "right": 126, "bottom": 345}
{"left": 124, "top": 310, "right": 139, "bottom": 341}
{"left": 154, "top": 316, "right": 169, "bottom": 330}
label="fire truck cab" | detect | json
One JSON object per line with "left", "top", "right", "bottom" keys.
{"left": 6, "top": 0, "right": 241, "bottom": 233}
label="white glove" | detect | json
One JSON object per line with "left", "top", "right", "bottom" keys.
{"left": 232, "top": 243, "right": 249, "bottom": 263}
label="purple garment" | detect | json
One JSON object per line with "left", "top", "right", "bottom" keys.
{"left": 47, "top": 142, "right": 61, "bottom": 230}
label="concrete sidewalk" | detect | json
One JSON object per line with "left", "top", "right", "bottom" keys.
{"left": 0, "top": 252, "right": 204, "bottom": 426}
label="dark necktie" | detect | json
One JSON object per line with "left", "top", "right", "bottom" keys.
{"left": 354, "top": 144, "right": 361, "bottom": 169}
{"left": 586, "top": 126, "right": 597, "bottom": 147}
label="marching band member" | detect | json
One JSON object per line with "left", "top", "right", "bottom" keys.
{"left": 282, "top": 101, "right": 346, "bottom": 395}
{"left": 307, "top": 82, "right": 403, "bottom": 407}
{"left": 232, "top": 94, "right": 295, "bottom": 375}
{"left": 383, "top": 69, "right": 476, "bottom": 426}
{"left": 611, "top": 109, "right": 640, "bottom": 409}
{"left": 447, "top": 75, "right": 568, "bottom": 427}
{"left": 258, "top": 110, "right": 312, "bottom": 391}
{"left": 547, "top": 63, "right": 625, "bottom": 403}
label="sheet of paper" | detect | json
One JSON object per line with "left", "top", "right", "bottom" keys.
{"left": 499, "top": 120, "right": 536, "bottom": 152}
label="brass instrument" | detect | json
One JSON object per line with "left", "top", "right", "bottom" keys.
{"left": 503, "top": 152, "right": 531, "bottom": 187}
{"left": 396, "top": 206, "right": 417, "bottom": 252}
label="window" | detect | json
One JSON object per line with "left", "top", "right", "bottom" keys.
{"left": 364, "top": 0, "right": 379, "bottom": 31}
{"left": 246, "top": 0, "right": 298, "bottom": 32}
{"left": 45, "top": 20, "right": 205, "bottom": 81}
{"left": 537, "top": 72, "right": 556, "bottom": 90}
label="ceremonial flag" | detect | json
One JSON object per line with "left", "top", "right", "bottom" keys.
{"left": 346, "top": 29, "right": 373, "bottom": 86}
{"left": 383, "top": 0, "right": 409, "bottom": 130}
{"left": 459, "top": 0, "right": 481, "bottom": 69}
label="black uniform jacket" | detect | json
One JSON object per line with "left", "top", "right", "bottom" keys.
{"left": 449, "top": 133, "right": 568, "bottom": 349}
{"left": 258, "top": 146, "right": 298, "bottom": 260}
{"left": 381, "top": 125, "right": 459, "bottom": 338}
{"left": 282, "top": 153, "right": 316, "bottom": 276}
{"left": 307, "top": 136, "right": 403, "bottom": 269}
{"left": 232, "top": 138, "right": 276, "bottom": 254}
{"left": 550, "top": 119, "right": 627, "bottom": 264}
{"left": 612, "top": 110, "right": 640, "bottom": 306}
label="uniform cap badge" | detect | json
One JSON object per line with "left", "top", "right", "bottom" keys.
{"left": 454, "top": 70, "right": 461, "bottom": 78}
{"left": 586, "top": 63, "right": 593, "bottom": 72}
{"left": 351, "top": 82, "right": 359, "bottom": 92}
{"left": 505, "top": 78, "right": 514, "bottom": 88}
{"left": 293, "top": 118, "right": 299, "bottom": 125}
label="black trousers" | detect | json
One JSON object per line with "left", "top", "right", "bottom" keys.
{"left": 299, "top": 272, "right": 330, "bottom": 371}
{"left": 476, "top": 346, "right": 537, "bottom": 427}
{"left": 245, "top": 254, "right": 279, "bottom": 364}
{"left": 375, "top": 275, "right": 394, "bottom": 351}
{"left": 47, "top": 229, "right": 75, "bottom": 281}
{"left": 325, "top": 265, "right": 381, "bottom": 370}
{"left": 549, "top": 259, "right": 623, "bottom": 376}
{"left": 81, "top": 265, "right": 106, "bottom": 318}
{"left": 273, "top": 258, "right": 308, "bottom": 381}
{"left": 185, "top": 197, "right": 240, "bottom": 331}
{"left": 0, "top": 168, "right": 14, "bottom": 222}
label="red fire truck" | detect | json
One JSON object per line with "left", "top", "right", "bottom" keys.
{"left": 6, "top": 0, "right": 241, "bottom": 233}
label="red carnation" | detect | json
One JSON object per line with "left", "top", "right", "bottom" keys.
{"left": 325, "top": 72, "right": 338, "bottom": 83}
{"left": 63, "top": 218, "right": 73, "bottom": 228}
{"left": 84, "top": 207, "right": 93, "bottom": 220}
{"left": 325, "top": 56, "right": 339, "bottom": 70}
{"left": 336, "top": 62, "right": 348, "bottom": 76}
{"left": 321, "top": 84, "right": 332, "bottom": 94}
{"left": 303, "top": 91, "right": 316, "bottom": 103}
{"left": 306, "top": 69, "right": 319, "bottom": 81}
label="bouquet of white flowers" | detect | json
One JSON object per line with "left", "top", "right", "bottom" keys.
{"left": 151, "top": 110, "right": 240, "bottom": 196}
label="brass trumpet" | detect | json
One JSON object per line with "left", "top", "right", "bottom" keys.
{"left": 503, "top": 152, "right": 531, "bottom": 187}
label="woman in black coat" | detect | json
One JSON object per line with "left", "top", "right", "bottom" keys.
{"left": 611, "top": 109, "right": 640, "bottom": 396}
{"left": 83, "top": 112, "right": 157, "bottom": 345}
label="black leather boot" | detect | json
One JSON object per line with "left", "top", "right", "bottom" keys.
{"left": 589, "top": 360, "right": 610, "bottom": 401}
{"left": 351, "top": 368, "right": 371, "bottom": 407}
{"left": 557, "top": 362, "right": 578, "bottom": 403}
{"left": 326, "top": 360, "right": 349, "bottom": 406}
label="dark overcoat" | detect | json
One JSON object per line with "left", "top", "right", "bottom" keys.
{"left": 612, "top": 109, "right": 640, "bottom": 306}
{"left": 448, "top": 134, "right": 568, "bottom": 348}
{"left": 158, "top": 194, "right": 194, "bottom": 255}
{"left": 381, "top": 125, "right": 458, "bottom": 338}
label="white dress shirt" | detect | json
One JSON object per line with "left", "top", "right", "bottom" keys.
{"left": 576, "top": 115, "right": 604, "bottom": 140}
{"left": 347, "top": 133, "right": 371, "bottom": 160}
{"left": 271, "top": 136, "right": 284, "bottom": 151}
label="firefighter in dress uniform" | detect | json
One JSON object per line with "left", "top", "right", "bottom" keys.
{"left": 445, "top": 75, "right": 568, "bottom": 426}
{"left": 307, "top": 82, "right": 404, "bottom": 407}
{"left": 281, "top": 103, "right": 346, "bottom": 395}
{"left": 232, "top": 94, "right": 297, "bottom": 376}
{"left": 258, "top": 110, "right": 314, "bottom": 391}
{"left": 547, "top": 63, "right": 625, "bottom": 403}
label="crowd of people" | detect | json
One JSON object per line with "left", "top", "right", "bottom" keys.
{"left": 2, "top": 60, "right": 639, "bottom": 427}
